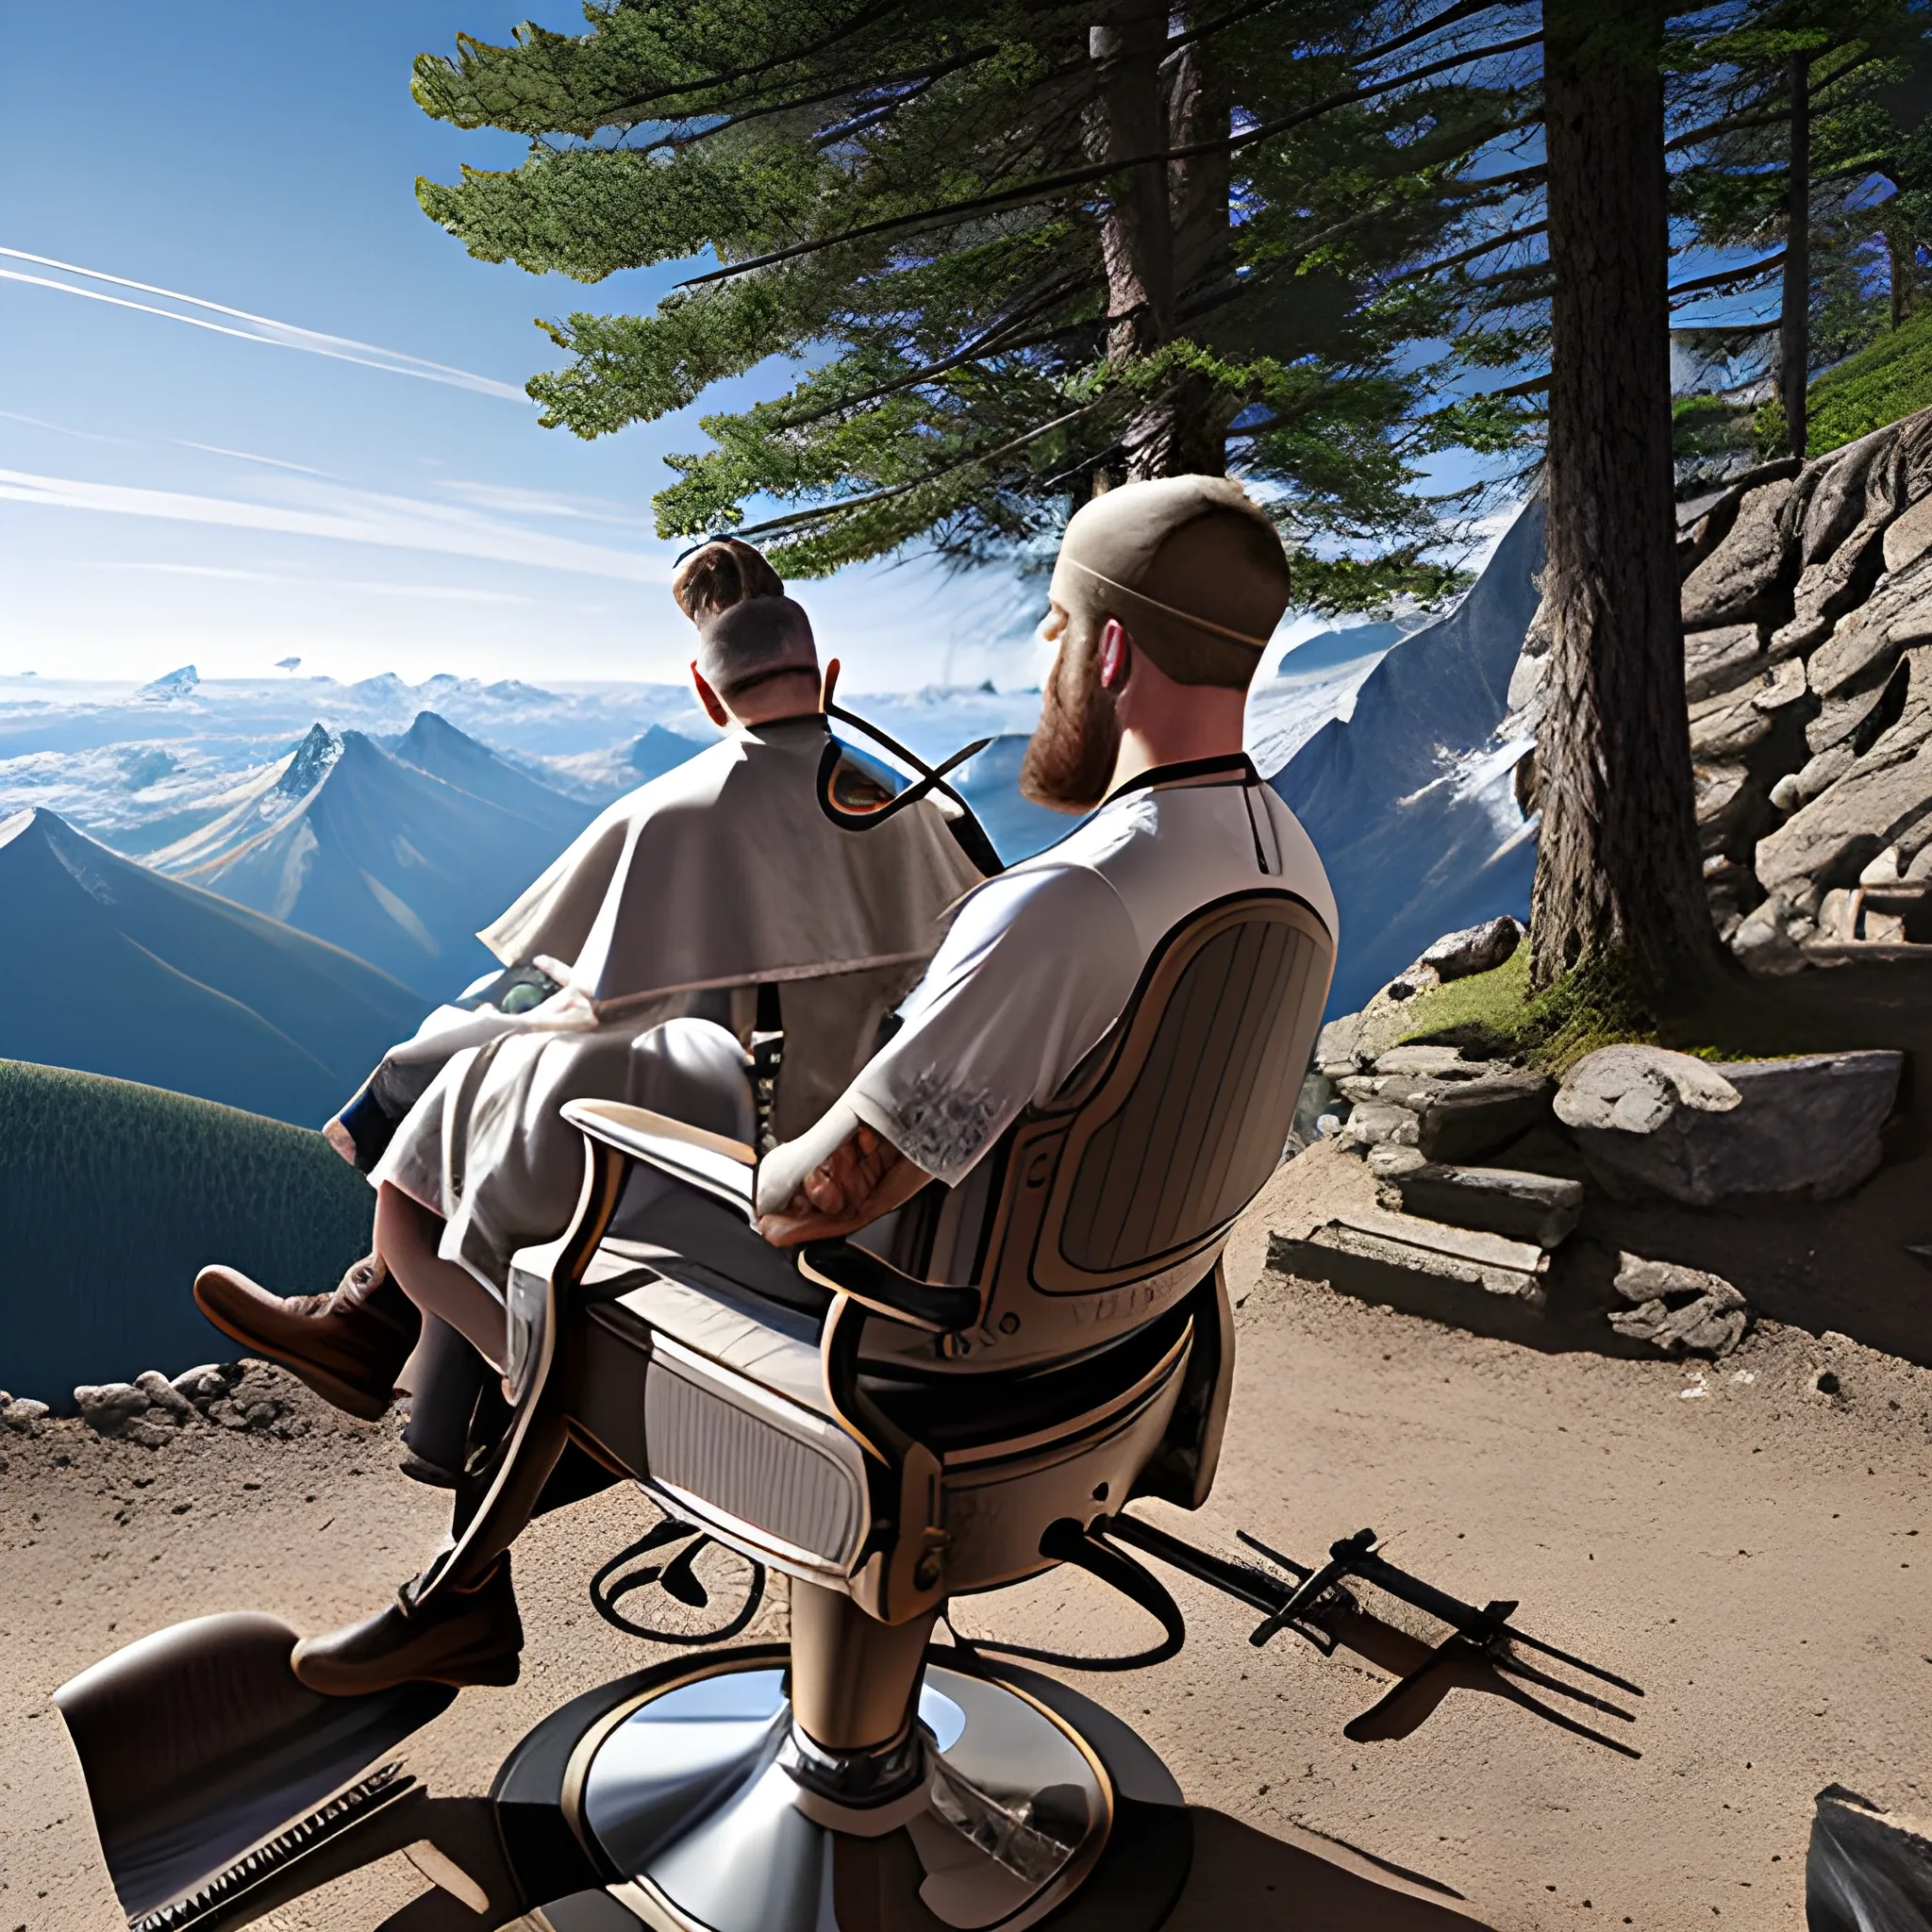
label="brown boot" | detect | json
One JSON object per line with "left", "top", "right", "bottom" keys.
{"left": 291, "top": 1557, "right": 523, "bottom": 1695}
{"left": 193, "top": 1254, "right": 419, "bottom": 1423}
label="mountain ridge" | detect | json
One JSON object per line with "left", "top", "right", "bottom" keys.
{"left": 1274, "top": 500, "right": 1545, "bottom": 1013}
{"left": 148, "top": 714, "right": 595, "bottom": 999}
{"left": 0, "top": 807, "right": 423, "bottom": 1124}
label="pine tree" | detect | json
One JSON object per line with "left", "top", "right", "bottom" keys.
{"left": 411, "top": 2, "right": 1535, "bottom": 602}
{"left": 1670, "top": 1, "right": 1932, "bottom": 464}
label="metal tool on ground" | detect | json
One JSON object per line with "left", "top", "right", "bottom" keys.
{"left": 1107, "top": 1513, "right": 1644, "bottom": 1757}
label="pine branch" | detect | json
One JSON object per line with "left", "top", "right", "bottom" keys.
{"left": 746, "top": 284, "right": 1101, "bottom": 434}
{"left": 1482, "top": 370, "right": 1550, "bottom": 396}
{"left": 1665, "top": 42, "right": 1890, "bottom": 152}
{"left": 1425, "top": 217, "right": 1549, "bottom": 275}
{"left": 1168, "top": 0, "right": 1512, "bottom": 68}
{"left": 728, "top": 400, "right": 1108, "bottom": 537}
{"left": 637, "top": 46, "right": 1002, "bottom": 157}
{"left": 1668, "top": 249, "right": 1784, "bottom": 298}
{"left": 589, "top": 2, "right": 918, "bottom": 125}
{"left": 677, "top": 28, "right": 1544, "bottom": 290}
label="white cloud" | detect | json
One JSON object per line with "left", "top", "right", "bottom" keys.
{"left": 109, "top": 562, "right": 539, "bottom": 605}
{"left": 0, "top": 466, "right": 678, "bottom": 584}
{"left": 438, "top": 478, "right": 648, "bottom": 527}
{"left": 179, "top": 441, "right": 326, "bottom": 475}
{"left": 0, "top": 247, "right": 531, "bottom": 402}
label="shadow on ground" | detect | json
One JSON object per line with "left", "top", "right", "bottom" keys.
{"left": 1171, "top": 1809, "right": 1490, "bottom": 1928}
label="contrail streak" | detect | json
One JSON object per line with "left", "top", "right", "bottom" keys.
{"left": 0, "top": 247, "right": 531, "bottom": 403}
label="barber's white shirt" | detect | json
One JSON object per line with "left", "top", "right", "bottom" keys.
{"left": 845, "top": 761, "right": 1337, "bottom": 1186}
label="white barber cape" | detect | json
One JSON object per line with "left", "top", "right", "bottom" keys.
{"left": 841, "top": 758, "right": 1338, "bottom": 1189}
{"left": 373, "top": 714, "right": 984, "bottom": 1292}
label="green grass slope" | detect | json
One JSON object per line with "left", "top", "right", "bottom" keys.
{"left": 1807, "top": 307, "right": 1932, "bottom": 455}
{"left": 0, "top": 1059, "right": 375, "bottom": 1406}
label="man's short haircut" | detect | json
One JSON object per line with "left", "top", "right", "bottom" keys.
{"left": 673, "top": 537, "right": 785, "bottom": 624}
{"left": 696, "top": 594, "right": 820, "bottom": 698}
{"left": 1049, "top": 475, "right": 1293, "bottom": 689}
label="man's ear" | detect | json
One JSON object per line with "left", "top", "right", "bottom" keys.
{"left": 691, "top": 662, "right": 731, "bottom": 727}
{"left": 1098, "top": 618, "right": 1132, "bottom": 692}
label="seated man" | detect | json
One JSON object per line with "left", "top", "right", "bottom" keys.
{"left": 194, "top": 541, "right": 986, "bottom": 1469}
{"left": 283, "top": 473, "right": 1337, "bottom": 1697}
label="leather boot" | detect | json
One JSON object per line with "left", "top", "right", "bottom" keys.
{"left": 193, "top": 1254, "right": 420, "bottom": 1423}
{"left": 291, "top": 1557, "right": 523, "bottom": 1695}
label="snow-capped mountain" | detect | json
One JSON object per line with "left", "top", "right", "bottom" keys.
{"left": 1272, "top": 499, "right": 1545, "bottom": 1015}
{"left": 0, "top": 807, "right": 424, "bottom": 1124}
{"left": 146, "top": 718, "right": 596, "bottom": 1000}
{"left": 1246, "top": 622, "right": 1411, "bottom": 776}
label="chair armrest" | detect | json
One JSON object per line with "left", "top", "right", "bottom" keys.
{"left": 796, "top": 1241, "right": 981, "bottom": 1335}
{"left": 560, "top": 1099, "right": 756, "bottom": 1219}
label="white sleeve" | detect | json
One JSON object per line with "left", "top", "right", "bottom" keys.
{"left": 842, "top": 866, "right": 1140, "bottom": 1187}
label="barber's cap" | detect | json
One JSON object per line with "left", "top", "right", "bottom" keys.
{"left": 696, "top": 594, "right": 819, "bottom": 697}
{"left": 1050, "top": 475, "right": 1292, "bottom": 688}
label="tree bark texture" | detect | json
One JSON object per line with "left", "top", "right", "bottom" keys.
{"left": 1091, "top": 5, "right": 1173, "bottom": 365}
{"left": 1531, "top": 0, "right": 1716, "bottom": 993}
{"left": 1091, "top": 3, "right": 1229, "bottom": 480}
{"left": 1887, "top": 221, "right": 1916, "bottom": 329}
{"left": 1780, "top": 53, "right": 1812, "bottom": 456}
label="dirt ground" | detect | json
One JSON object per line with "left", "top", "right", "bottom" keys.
{"left": 3, "top": 1154, "right": 1929, "bottom": 1932}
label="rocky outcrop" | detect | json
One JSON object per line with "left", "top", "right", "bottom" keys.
{"left": 1419, "top": 916, "right": 1523, "bottom": 984}
{"left": 1507, "top": 408, "right": 1932, "bottom": 970}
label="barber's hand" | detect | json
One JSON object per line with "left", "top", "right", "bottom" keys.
{"left": 758, "top": 1124, "right": 906, "bottom": 1247}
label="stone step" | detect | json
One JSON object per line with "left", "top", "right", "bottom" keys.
{"left": 1414, "top": 1071, "right": 1555, "bottom": 1164}
{"left": 1377, "top": 1163, "right": 1585, "bottom": 1251}
{"left": 1270, "top": 1210, "right": 1546, "bottom": 1318}
{"left": 1331, "top": 1205, "right": 1548, "bottom": 1279}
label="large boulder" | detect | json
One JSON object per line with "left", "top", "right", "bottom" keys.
{"left": 1554, "top": 1045, "right": 1740, "bottom": 1136}
{"left": 1557, "top": 1047, "right": 1903, "bottom": 1205}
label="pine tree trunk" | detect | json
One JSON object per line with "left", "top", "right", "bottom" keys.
{"left": 1530, "top": 0, "right": 1716, "bottom": 994}
{"left": 1780, "top": 53, "right": 1812, "bottom": 456}
{"left": 1886, "top": 222, "right": 1915, "bottom": 329}
{"left": 1091, "top": 4, "right": 1173, "bottom": 366}
{"left": 1126, "top": 25, "right": 1232, "bottom": 477}
{"left": 1092, "top": 3, "right": 1235, "bottom": 481}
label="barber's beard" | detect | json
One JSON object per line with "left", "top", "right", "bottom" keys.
{"left": 1019, "top": 628, "right": 1122, "bottom": 812}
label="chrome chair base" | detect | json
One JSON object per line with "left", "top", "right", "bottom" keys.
{"left": 499, "top": 1647, "right": 1191, "bottom": 1932}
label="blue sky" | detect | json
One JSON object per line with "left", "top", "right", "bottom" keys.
{"left": 0, "top": 1, "right": 1040, "bottom": 691}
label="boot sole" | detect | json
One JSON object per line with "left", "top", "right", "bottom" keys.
{"left": 193, "top": 1284, "right": 395, "bottom": 1424}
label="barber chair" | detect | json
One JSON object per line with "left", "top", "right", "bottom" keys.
{"left": 52, "top": 880, "right": 1641, "bottom": 1932}
{"left": 440, "top": 886, "right": 1332, "bottom": 1931}
{"left": 53, "top": 888, "right": 1327, "bottom": 1932}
